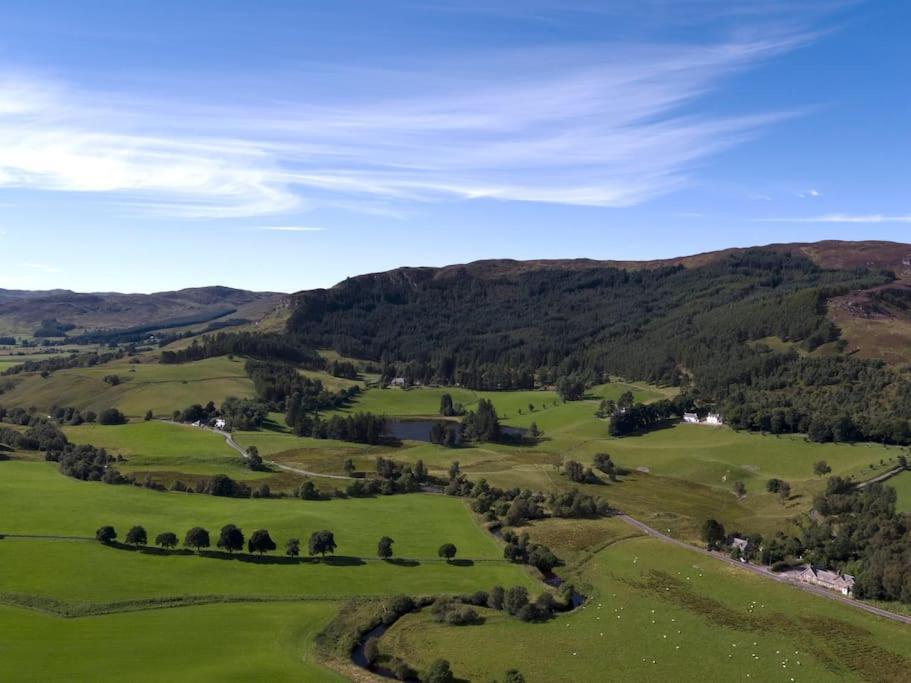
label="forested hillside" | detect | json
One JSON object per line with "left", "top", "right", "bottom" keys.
{"left": 289, "top": 247, "right": 911, "bottom": 444}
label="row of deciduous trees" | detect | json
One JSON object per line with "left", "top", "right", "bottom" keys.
{"left": 95, "top": 525, "right": 338, "bottom": 557}
{"left": 94, "top": 525, "right": 467, "bottom": 563}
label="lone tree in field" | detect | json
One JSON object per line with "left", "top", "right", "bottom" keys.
{"left": 184, "top": 527, "right": 211, "bottom": 552}
{"left": 343, "top": 458, "right": 355, "bottom": 475}
{"left": 286, "top": 538, "right": 300, "bottom": 557}
{"left": 448, "top": 461, "right": 461, "bottom": 481}
{"left": 814, "top": 460, "right": 832, "bottom": 476}
{"left": 248, "top": 529, "right": 277, "bottom": 555}
{"left": 144, "top": 410, "right": 153, "bottom": 421}
{"left": 438, "top": 543, "right": 457, "bottom": 562}
{"left": 423, "top": 659, "right": 454, "bottom": 683}
{"left": 377, "top": 536, "right": 394, "bottom": 560}
{"left": 155, "top": 531, "right": 178, "bottom": 549}
{"left": 246, "top": 446, "right": 264, "bottom": 471}
{"left": 777, "top": 481, "right": 792, "bottom": 503}
{"left": 95, "top": 526, "right": 117, "bottom": 544}
{"left": 308, "top": 530, "right": 337, "bottom": 558}
{"left": 217, "top": 524, "right": 245, "bottom": 553}
{"left": 701, "top": 518, "right": 726, "bottom": 550}
{"left": 504, "top": 671, "right": 526, "bottom": 683}
{"left": 125, "top": 525, "right": 147, "bottom": 547}
{"left": 732, "top": 480, "right": 746, "bottom": 498}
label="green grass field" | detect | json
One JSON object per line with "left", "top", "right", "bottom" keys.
{"left": 890, "top": 470, "right": 911, "bottom": 513}
{"left": 0, "top": 602, "right": 343, "bottom": 682}
{"left": 379, "top": 520, "right": 911, "bottom": 682}
{"left": 325, "top": 381, "right": 665, "bottom": 420}
{"left": 0, "top": 455, "right": 534, "bottom": 680}
{"left": 62, "top": 420, "right": 260, "bottom": 478}
{"left": 0, "top": 460, "right": 534, "bottom": 602}
{"left": 0, "top": 356, "right": 254, "bottom": 418}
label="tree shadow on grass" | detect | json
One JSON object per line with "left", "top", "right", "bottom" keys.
{"left": 198, "top": 551, "right": 305, "bottom": 565}
{"left": 446, "top": 559, "right": 475, "bottom": 567}
{"left": 105, "top": 543, "right": 367, "bottom": 566}
{"left": 385, "top": 558, "right": 420, "bottom": 567}
{"left": 619, "top": 420, "right": 679, "bottom": 438}
{"left": 107, "top": 542, "right": 194, "bottom": 556}
{"left": 321, "top": 555, "right": 367, "bottom": 567}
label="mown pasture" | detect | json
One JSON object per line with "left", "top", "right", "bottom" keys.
{"left": 62, "top": 420, "right": 261, "bottom": 478}
{"left": 0, "top": 602, "right": 342, "bottom": 682}
{"left": 0, "top": 460, "right": 534, "bottom": 602}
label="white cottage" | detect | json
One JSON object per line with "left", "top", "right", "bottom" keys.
{"left": 797, "top": 566, "right": 855, "bottom": 596}
{"left": 683, "top": 412, "right": 700, "bottom": 424}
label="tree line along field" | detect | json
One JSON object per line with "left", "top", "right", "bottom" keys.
{"left": 377, "top": 519, "right": 911, "bottom": 682}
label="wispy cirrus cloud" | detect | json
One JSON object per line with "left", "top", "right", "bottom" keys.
{"left": 757, "top": 214, "right": 911, "bottom": 223}
{"left": 0, "top": 21, "right": 820, "bottom": 218}
{"left": 24, "top": 262, "right": 61, "bottom": 273}
{"left": 255, "top": 226, "right": 326, "bottom": 232}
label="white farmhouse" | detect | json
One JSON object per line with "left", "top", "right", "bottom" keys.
{"left": 730, "top": 536, "right": 750, "bottom": 562}
{"left": 797, "top": 566, "right": 855, "bottom": 596}
{"left": 705, "top": 413, "right": 723, "bottom": 426}
{"left": 214, "top": 418, "right": 227, "bottom": 430}
{"left": 683, "top": 412, "right": 700, "bottom": 424}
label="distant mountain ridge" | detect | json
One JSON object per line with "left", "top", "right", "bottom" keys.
{"left": 0, "top": 286, "right": 285, "bottom": 337}
{"left": 314, "top": 240, "right": 911, "bottom": 290}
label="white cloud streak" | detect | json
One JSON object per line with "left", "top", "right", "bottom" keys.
{"left": 255, "top": 226, "right": 326, "bottom": 232}
{"left": 0, "top": 27, "right": 816, "bottom": 217}
{"left": 24, "top": 262, "right": 61, "bottom": 273}
{"left": 757, "top": 214, "right": 911, "bottom": 223}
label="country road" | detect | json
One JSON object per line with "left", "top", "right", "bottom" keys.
{"left": 168, "top": 421, "right": 356, "bottom": 481}
{"left": 617, "top": 514, "right": 911, "bottom": 626}
{"left": 212, "top": 427, "right": 356, "bottom": 481}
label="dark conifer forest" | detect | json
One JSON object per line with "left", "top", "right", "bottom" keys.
{"left": 288, "top": 249, "right": 911, "bottom": 444}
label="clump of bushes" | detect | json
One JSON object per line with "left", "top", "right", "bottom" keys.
{"left": 431, "top": 598, "right": 483, "bottom": 626}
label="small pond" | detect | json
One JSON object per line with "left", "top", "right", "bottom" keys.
{"left": 384, "top": 419, "right": 526, "bottom": 444}
{"left": 384, "top": 419, "right": 462, "bottom": 443}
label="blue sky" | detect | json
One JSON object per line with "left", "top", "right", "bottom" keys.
{"left": 0, "top": 0, "right": 908, "bottom": 293}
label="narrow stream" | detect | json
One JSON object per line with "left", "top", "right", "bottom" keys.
{"left": 350, "top": 521, "right": 586, "bottom": 678}
{"left": 351, "top": 622, "right": 399, "bottom": 679}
